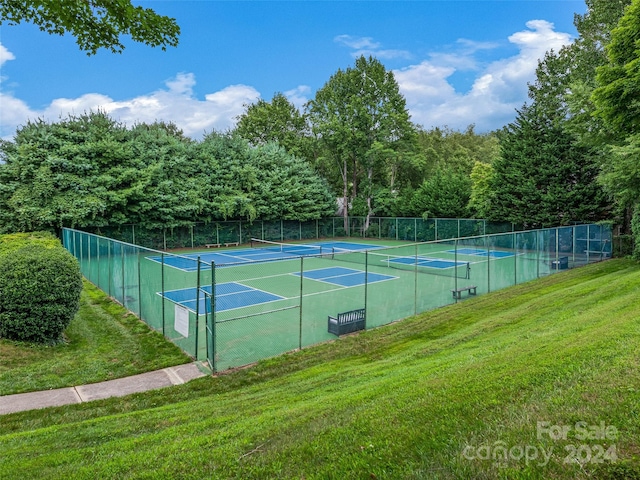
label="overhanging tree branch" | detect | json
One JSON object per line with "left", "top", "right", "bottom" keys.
{"left": 0, "top": 0, "right": 180, "bottom": 55}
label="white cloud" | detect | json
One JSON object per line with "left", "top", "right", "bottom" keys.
{"left": 335, "top": 34, "right": 412, "bottom": 60}
{"left": 395, "top": 20, "right": 573, "bottom": 131}
{"left": 0, "top": 43, "right": 15, "bottom": 67}
{"left": 0, "top": 21, "right": 573, "bottom": 140}
{"left": 284, "top": 85, "right": 311, "bottom": 111}
{"left": 0, "top": 64, "right": 260, "bottom": 139}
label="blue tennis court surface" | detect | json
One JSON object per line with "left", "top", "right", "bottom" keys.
{"left": 147, "top": 241, "right": 386, "bottom": 271}
{"left": 387, "top": 256, "right": 468, "bottom": 269}
{"left": 293, "top": 267, "right": 396, "bottom": 287}
{"left": 160, "top": 282, "right": 284, "bottom": 313}
{"left": 315, "top": 241, "right": 384, "bottom": 252}
{"left": 451, "top": 248, "right": 515, "bottom": 258}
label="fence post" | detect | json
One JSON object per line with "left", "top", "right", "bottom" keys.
{"left": 454, "top": 239, "right": 459, "bottom": 301}
{"left": 486, "top": 234, "right": 491, "bottom": 293}
{"left": 195, "top": 257, "right": 201, "bottom": 360}
{"left": 137, "top": 248, "right": 142, "bottom": 318}
{"left": 161, "top": 253, "right": 165, "bottom": 336}
{"left": 108, "top": 238, "right": 112, "bottom": 297}
{"left": 299, "top": 256, "right": 304, "bottom": 349}
{"left": 512, "top": 232, "right": 517, "bottom": 285}
{"left": 96, "top": 237, "right": 101, "bottom": 290}
{"left": 364, "top": 251, "right": 368, "bottom": 329}
{"left": 414, "top": 243, "right": 418, "bottom": 315}
{"left": 121, "top": 245, "right": 125, "bottom": 304}
{"left": 210, "top": 261, "right": 216, "bottom": 372}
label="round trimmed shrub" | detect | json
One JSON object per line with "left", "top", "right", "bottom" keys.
{"left": 0, "top": 244, "right": 83, "bottom": 343}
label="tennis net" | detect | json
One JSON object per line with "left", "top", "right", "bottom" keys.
{"left": 332, "top": 247, "right": 470, "bottom": 279}
{"left": 250, "top": 238, "right": 323, "bottom": 257}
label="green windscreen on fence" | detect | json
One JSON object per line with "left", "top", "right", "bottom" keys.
{"left": 63, "top": 222, "right": 612, "bottom": 372}
{"left": 81, "top": 217, "right": 517, "bottom": 250}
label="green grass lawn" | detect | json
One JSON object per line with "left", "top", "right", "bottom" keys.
{"left": 1, "top": 259, "right": 639, "bottom": 479}
{"left": 0, "top": 281, "right": 191, "bottom": 396}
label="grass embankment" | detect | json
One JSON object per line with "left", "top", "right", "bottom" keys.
{"left": 0, "top": 281, "right": 191, "bottom": 395}
{"left": 1, "top": 259, "right": 639, "bottom": 479}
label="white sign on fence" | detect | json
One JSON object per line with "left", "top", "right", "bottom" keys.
{"left": 174, "top": 304, "right": 189, "bottom": 338}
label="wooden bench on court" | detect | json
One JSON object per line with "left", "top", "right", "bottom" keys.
{"left": 328, "top": 308, "right": 366, "bottom": 336}
{"left": 224, "top": 242, "right": 239, "bottom": 247}
{"left": 451, "top": 285, "right": 477, "bottom": 300}
{"left": 205, "top": 243, "right": 221, "bottom": 248}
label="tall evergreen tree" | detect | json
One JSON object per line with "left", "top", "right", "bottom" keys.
{"left": 489, "top": 104, "right": 610, "bottom": 228}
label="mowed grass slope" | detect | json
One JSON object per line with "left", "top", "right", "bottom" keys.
{"left": 1, "top": 259, "right": 639, "bottom": 479}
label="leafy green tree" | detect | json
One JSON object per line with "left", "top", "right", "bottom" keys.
{"left": 235, "top": 93, "right": 311, "bottom": 159}
{"left": 592, "top": 0, "right": 640, "bottom": 138}
{"left": 0, "top": 113, "right": 333, "bottom": 233}
{"left": 468, "top": 161, "right": 495, "bottom": 218}
{"left": 0, "top": 112, "right": 130, "bottom": 232}
{"left": 592, "top": 0, "right": 640, "bottom": 257}
{"left": 489, "top": 104, "right": 610, "bottom": 228}
{"left": 308, "top": 56, "right": 416, "bottom": 229}
{"left": 415, "top": 125, "right": 500, "bottom": 177}
{"left": 408, "top": 167, "right": 472, "bottom": 218}
{"left": 197, "top": 132, "right": 335, "bottom": 222}
{"left": 528, "top": 0, "right": 631, "bottom": 141}
{"left": 0, "top": 0, "right": 180, "bottom": 54}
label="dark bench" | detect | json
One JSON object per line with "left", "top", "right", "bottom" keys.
{"left": 328, "top": 308, "right": 366, "bottom": 336}
{"left": 451, "top": 285, "right": 477, "bottom": 299}
{"left": 551, "top": 256, "right": 569, "bottom": 270}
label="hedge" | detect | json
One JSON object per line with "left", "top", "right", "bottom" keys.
{"left": 0, "top": 233, "right": 83, "bottom": 343}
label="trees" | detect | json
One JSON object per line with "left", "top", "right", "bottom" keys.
{"left": 489, "top": 104, "right": 609, "bottom": 228}
{"left": 0, "top": 113, "right": 334, "bottom": 233}
{"left": 592, "top": 0, "right": 640, "bottom": 257}
{"left": 197, "top": 133, "right": 334, "bottom": 222}
{"left": 307, "top": 56, "right": 416, "bottom": 229}
{"left": 235, "top": 93, "right": 311, "bottom": 159}
{"left": 528, "top": 0, "right": 631, "bottom": 141}
{"left": 592, "top": 0, "right": 640, "bottom": 138}
{"left": 0, "top": 0, "right": 180, "bottom": 54}
{"left": 408, "top": 168, "right": 472, "bottom": 219}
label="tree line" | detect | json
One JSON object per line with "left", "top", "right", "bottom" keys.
{"left": 0, "top": 116, "right": 335, "bottom": 232}
{"left": 1, "top": 0, "right": 638, "bottom": 257}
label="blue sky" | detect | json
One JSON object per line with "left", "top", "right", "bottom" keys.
{"left": 0, "top": 1, "right": 585, "bottom": 139}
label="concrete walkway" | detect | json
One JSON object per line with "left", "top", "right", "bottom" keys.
{"left": 0, "top": 362, "right": 209, "bottom": 415}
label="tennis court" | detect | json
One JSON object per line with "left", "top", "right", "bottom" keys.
{"left": 147, "top": 239, "right": 381, "bottom": 271}
{"left": 63, "top": 223, "right": 613, "bottom": 372}
{"left": 160, "top": 266, "right": 397, "bottom": 314}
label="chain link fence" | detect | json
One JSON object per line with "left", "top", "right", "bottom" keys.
{"left": 80, "top": 217, "right": 518, "bottom": 250}
{"left": 63, "top": 223, "right": 612, "bottom": 372}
